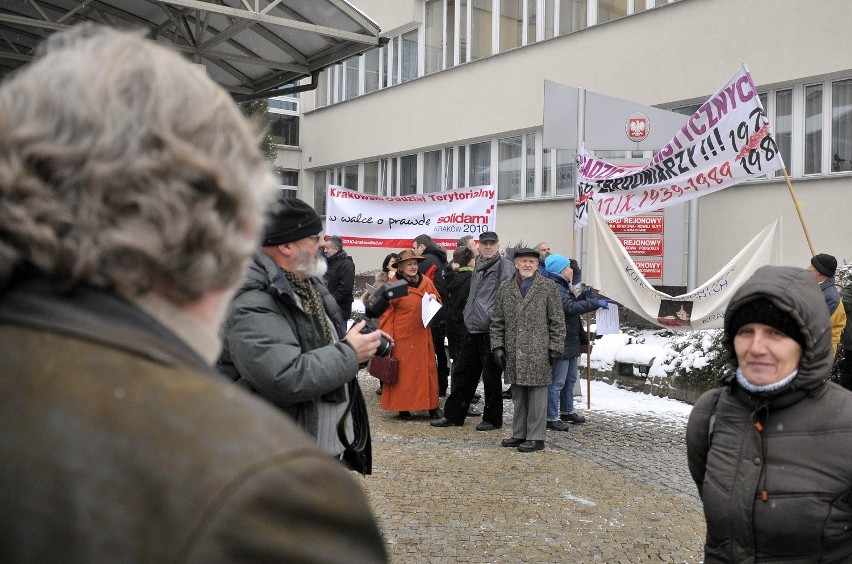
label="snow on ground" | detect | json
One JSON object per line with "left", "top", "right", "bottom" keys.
{"left": 584, "top": 379, "right": 693, "bottom": 422}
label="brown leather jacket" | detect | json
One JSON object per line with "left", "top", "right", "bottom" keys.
{"left": 0, "top": 276, "right": 387, "bottom": 563}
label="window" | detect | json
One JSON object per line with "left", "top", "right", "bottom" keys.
{"left": 313, "top": 170, "right": 328, "bottom": 215}
{"left": 526, "top": 0, "right": 537, "bottom": 44}
{"left": 276, "top": 168, "right": 299, "bottom": 188}
{"left": 458, "top": 145, "right": 467, "bottom": 187}
{"left": 832, "top": 79, "right": 852, "bottom": 172}
{"left": 471, "top": 0, "right": 493, "bottom": 61}
{"left": 470, "top": 141, "right": 491, "bottom": 186}
{"left": 559, "top": 0, "right": 587, "bottom": 34}
{"left": 424, "top": 150, "right": 442, "bottom": 192}
{"left": 525, "top": 133, "right": 536, "bottom": 198}
{"left": 401, "top": 29, "right": 419, "bottom": 83}
{"left": 365, "top": 49, "right": 380, "bottom": 94}
{"left": 447, "top": 0, "right": 456, "bottom": 68}
{"left": 544, "top": 0, "right": 556, "bottom": 39}
{"left": 598, "top": 0, "right": 628, "bottom": 23}
{"left": 498, "top": 135, "right": 522, "bottom": 199}
{"left": 400, "top": 155, "right": 418, "bottom": 195}
{"left": 556, "top": 149, "right": 575, "bottom": 195}
{"left": 425, "top": 0, "right": 444, "bottom": 75}
{"left": 268, "top": 113, "right": 299, "bottom": 146}
{"left": 774, "top": 89, "right": 792, "bottom": 178}
{"left": 459, "top": 0, "right": 469, "bottom": 64}
{"left": 316, "top": 69, "right": 328, "bottom": 107}
{"left": 445, "top": 147, "right": 455, "bottom": 189}
{"left": 542, "top": 147, "right": 552, "bottom": 197}
{"left": 364, "top": 161, "right": 379, "bottom": 194}
{"left": 805, "top": 84, "right": 823, "bottom": 175}
{"left": 345, "top": 58, "right": 359, "bottom": 100}
{"left": 345, "top": 165, "right": 358, "bottom": 190}
{"left": 499, "top": 0, "right": 523, "bottom": 53}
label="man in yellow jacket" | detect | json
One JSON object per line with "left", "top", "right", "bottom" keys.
{"left": 807, "top": 253, "right": 847, "bottom": 356}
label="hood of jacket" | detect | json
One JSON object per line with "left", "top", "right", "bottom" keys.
{"left": 422, "top": 243, "right": 448, "bottom": 266}
{"left": 722, "top": 265, "right": 833, "bottom": 394}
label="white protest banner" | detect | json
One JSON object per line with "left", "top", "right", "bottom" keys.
{"left": 575, "top": 64, "right": 785, "bottom": 228}
{"left": 325, "top": 184, "right": 497, "bottom": 248}
{"left": 584, "top": 205, "right": 781, "bottom": 330}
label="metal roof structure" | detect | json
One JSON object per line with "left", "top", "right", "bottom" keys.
{"left": 0, "top": 0, "right": 381, "bottom": 101}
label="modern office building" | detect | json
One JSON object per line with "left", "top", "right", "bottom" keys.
{"left": 275, "top": 0, "right": 851, "bottom": 286}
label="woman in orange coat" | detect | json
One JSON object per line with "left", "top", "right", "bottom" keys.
{"left": 379, "top": 249, "right": 443, "bottom": 420}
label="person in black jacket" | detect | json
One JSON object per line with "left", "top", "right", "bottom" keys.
{"left": 323, "top": 235, "right": 356, "bottom": 320}
{"left": 413, "top": 234, "right": 450, "bottom": 395}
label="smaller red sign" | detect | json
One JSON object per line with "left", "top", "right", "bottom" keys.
{"left": 626, "top": 112, "right": 649, "bottom": 142}
{"left": 620, "top": 237, "right": 663, "bottom": 256}
{"left": 634, "top": 259, "right": 663, "bottom": 279}
{"left": 608, "top": 215, "right": 664, "bottom": 234}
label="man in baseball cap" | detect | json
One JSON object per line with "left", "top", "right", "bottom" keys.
{"left": 806, "top": 253, "right": 846, "bottom": 355}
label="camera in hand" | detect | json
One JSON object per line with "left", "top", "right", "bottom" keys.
{"left": 360, "top": 279, "right": 408, "bottom": 357}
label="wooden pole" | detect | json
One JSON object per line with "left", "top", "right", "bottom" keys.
{"left": 585, "top": 312, "right": 592, "bottom": 409}
{"left": 782, "top": 167, "right": 817, "bottom": 256}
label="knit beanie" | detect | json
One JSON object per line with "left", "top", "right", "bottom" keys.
{"left": 810, "top": 253, "right": 837, "bottom": 277}
{"left": 544, "top": 254, "right": 571, "bottom": 275}
{"left": 262, "top": 196, "right": 323, "bottom": 246}
{"left": 727, "top": 298, "right": 806, "bottom": 350}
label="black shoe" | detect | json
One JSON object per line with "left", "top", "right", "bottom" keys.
{"left": 429, "top": 408, "right": 444, "bottom": 419}
{"left": 467, "top": 406, "right": 481, "bottom": 417}
{"left": 430, "top": 417, "right": 461, "bottom": 427}
{"left": 475, "top": 421, "right": 501, "bottom": 431}
{"left": 502, "top": 387, "right": 512, "bottom": 399}
{"left": 517, "top": 440, "right": 545, "bottom": 452}
{"left": 561, "top": 412, "right": 587, "bottom": 424}
{"left": 501, "top": 437, "right": 525, "bottom": 447}
{"left": 547, "top": 420, "right": 571, "bottom": 431}
{"left": 398, "top": 411, "right": 412, "bottom": 420}
{"left": 472, "top": 394, "right": 481, "bottom": 404}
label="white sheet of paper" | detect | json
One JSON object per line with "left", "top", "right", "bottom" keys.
{"left": 421, "top": 293, "right": 442, "bottom": 327}
{"left": 595, "top": 303, "right": 620, "bottom": 335}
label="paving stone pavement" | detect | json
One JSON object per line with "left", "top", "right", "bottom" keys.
{"left": 351, "top": 372, "right": 706, "bottom": 563}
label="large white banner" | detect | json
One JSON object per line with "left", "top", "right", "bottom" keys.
{"left": 584, "top": 205, "right": 781, "bottom": 330}
{"left": 575, "top": 64, "right": 785, "bottom": 228}
{"left": 325, "top": 184, "right": 497, "bottom": 248}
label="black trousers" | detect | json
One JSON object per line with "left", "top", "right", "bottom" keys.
{"left": 431, "top": 324, "right": 449, "bottom": 395}
{"left": 442, "top": 331, "right": 503, "bottom": 427}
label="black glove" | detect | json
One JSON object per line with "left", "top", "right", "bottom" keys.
{"left": 549, "top": 351, "right": 563, "bottom": 366}
{"left": 492, "top": 347, "right": 506, "bottom": 370}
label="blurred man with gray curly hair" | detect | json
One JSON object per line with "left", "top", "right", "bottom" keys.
{"left": 0, "top": 25, "right": 386, "bottom": 563}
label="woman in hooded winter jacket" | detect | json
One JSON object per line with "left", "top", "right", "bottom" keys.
{"left": 686, "top": 265, "right": 852, "bottom": 562}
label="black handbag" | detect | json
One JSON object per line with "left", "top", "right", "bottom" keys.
{"left": 368, "top": 355, "right": 399, "bottom": 385}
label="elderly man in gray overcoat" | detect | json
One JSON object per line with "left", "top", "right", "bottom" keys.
{"left": 490, "top": 248, "right": 566, "bottom": 452}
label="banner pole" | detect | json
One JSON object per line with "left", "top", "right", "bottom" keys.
{"left": 585, "top": 312, "right": 592, "bottom": 410}
{"left": 781, "top": 167, "right": 816, "bottom": 256}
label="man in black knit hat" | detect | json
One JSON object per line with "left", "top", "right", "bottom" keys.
{"left": 806, "top": 253, "right": 847, "bottom": 356}
{"left": 218, "top": 196, "right": 387, "bottom": 467}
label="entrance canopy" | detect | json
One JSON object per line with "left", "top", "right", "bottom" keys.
{"left": 0, "top": 0, "right": 381, "bottom": 100}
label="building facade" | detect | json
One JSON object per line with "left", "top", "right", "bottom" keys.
{"left": 275, "top": 0, "right": 852, "bottom": 283}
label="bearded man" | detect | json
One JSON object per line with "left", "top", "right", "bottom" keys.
{"left": 218, "top": 197, "right": 386, "bottom": 464}
{"left": 491, "top": 248, "right": 565, "bottom": 453}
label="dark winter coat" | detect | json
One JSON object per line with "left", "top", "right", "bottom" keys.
{"left": 418, "top": 242, "right": 448, "bottom": 324}
{"left": 0, "top": 275, "right": 386, "bottom": 563}
{"left": 218, "top": 251, "right": 360, "bottom": 456}
{"left": 464, "top": 253, "right": 515, "bottom": 334}
{"left": 547, "top": 272, "right": 600, "bottom": 359}
{"left": 686, "top": 266, "right": 852, "bottom": 563}
{"left": 445, "top": 265, "right": 473, "bottom": 360}
{"left": 490, "top": 272, "right": 566, "bottom": 386}
{"left": 324, "top": 249, "right": 355, "bottom": 319}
